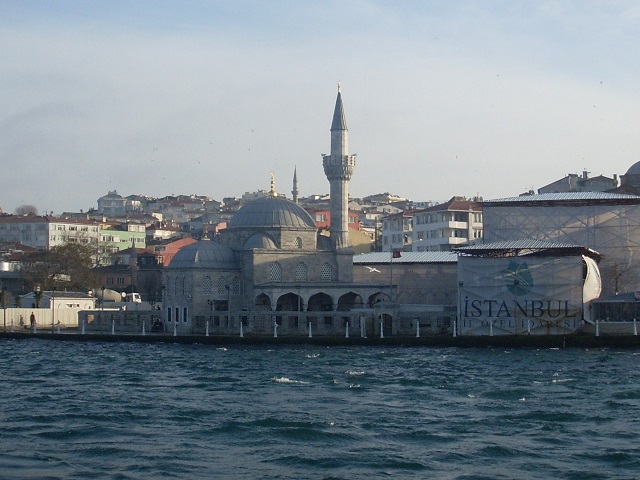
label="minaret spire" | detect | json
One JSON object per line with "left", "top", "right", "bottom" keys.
{"left": 322, "top": 83, "right": 356, "bottom": 251}
{"left": 292, "top": 166, "right": 299, "bottom": 204}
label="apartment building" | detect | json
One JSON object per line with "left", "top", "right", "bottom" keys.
{"left": 381, "top": 210, "right": 413, "bottom": 252}
{"left": 0, "top": 215, "right": 100, "bottom": 250}
{"left": 99, "top": 222, "right": 147, "bottom": 264}
{"left": 411, "top": 197, "right": 483, "bottom": 252}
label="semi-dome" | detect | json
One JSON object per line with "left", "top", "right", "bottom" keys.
{"left": 228, "top": 195, "right": 316, "bottom": 230}
{"left": 244, "top": 233, "right": 278, "bottom": 249}
{"left": 168, "top": 240, "right": 237, "bottom": 269}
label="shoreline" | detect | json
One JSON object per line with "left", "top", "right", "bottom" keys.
{"left": 2, "top": 331, "right": 640, "bottom": 348}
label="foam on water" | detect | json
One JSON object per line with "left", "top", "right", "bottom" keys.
{"left": 1, "top": 340, "right": 639, "bottom": 479}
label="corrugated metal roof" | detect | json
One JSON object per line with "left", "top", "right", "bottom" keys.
{"left": 455, "top": 239, "right": 601, "bottom": 260}
{"left": 484, "top": 192, "right": 640, "bottom": 205}
{"left": 456, "top": 239, "right": 586, "bottom": 251}
{"left": 353, "top": 251, "right": 458, "bottom": 264}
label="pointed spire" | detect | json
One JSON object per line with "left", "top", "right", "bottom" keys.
{"left": 331, "top": 82, "right": 348, "bottom": 131}
{"left": 292, "top": 166, "right": 299, "bottom": 204}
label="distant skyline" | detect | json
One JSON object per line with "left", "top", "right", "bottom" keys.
{"left": 2, "top": 1, "right": 640, "bottom": 215}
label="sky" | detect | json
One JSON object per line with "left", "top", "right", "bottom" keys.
{"left": 2, "top": 1, "right": 640, "bottom": 215}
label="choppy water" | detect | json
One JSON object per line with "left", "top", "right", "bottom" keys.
{"left": 0, "top": 339, "right": 639, "bottom": 479}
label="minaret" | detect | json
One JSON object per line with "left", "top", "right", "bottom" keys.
{"left": 322, "top": 82, "right": 356, "bottom": 251}
{"left": 292, "top": 166, "right": 299, "bottom": 204}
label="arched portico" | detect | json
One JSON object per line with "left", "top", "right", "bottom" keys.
{"left": 337, "top": 292, "right": 364, "bottom": 311}
{"left": 276, "top": 292, "right": 304, "bottom": 312}
{"left": 369, "top": 291, "right": 390, "bottom": 307}
{"left": 308, "top": 292, "right": 334, "bottom": 312}
{"left": 254, "top": 293, "right": 272, "bottom": 311}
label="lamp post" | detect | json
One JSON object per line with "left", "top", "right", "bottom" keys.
{"left": 226, "top": 285, "right": 231, "bottom": 331}
{"left": 457, "top": 281, "right": 463, "bottom": 338}
{"left": 51, "top": 287, "right": 56, "bottom": 333}
{"left": 101, "top": 286, "right": 105, "bottom": 319}
{"left": 2, "top": 286, "right": 6, "bottom": 332}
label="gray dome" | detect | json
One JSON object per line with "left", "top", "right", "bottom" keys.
{"left": 626, "top": 161, "right": 640, "bottom": 176}
{"left": 244, "top": 233, "right": 278, "bottom": 249}
{"left": 228, "top": 196, "right": 316, "bottom": 230}
{"left": 168, "top": 240, "right": 237, "bottom": 269}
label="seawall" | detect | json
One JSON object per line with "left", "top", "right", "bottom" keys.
{"left": 2, "top": 331, "right": 640, "bottom": 348}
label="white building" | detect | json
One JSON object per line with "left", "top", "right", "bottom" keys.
{"left": 381, "top": 211, "right": 413, "bottom": 252}
{"left": 97, "top": 191, "right": 126, "bottom": 217}
{"left": 412, "top": 197, "right": 483, "bottom": 252}
{"left": 0, "top": 215, "right": 100, "bottom": 250}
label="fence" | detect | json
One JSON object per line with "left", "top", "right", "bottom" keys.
{"left": 0, "top": 307, "right": 80, "bottom": 331}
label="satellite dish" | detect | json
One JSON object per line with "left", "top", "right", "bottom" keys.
{"left": 121, "top": 292, "right": 126, "bottom": 298}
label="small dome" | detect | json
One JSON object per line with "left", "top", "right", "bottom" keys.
{"left": 244, "top": 233, "right": 278, "bottom": 250}
{"left": 168, "top": 240, "right": 237, "bottom": 269}
{"left": 626, "top": 161, "right": 640, "bottom": 176}
{"left": 228, "top": 196, "right": 316, "bottom": 230}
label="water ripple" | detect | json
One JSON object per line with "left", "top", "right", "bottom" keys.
{"left": 1, "top": 340, "right": 640, "bottom": 479}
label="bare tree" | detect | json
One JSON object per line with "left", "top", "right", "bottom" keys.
{"left": 14, "top": 205, "right": 38, "bottom": 216}
{"left": 21, "top": 243, "right": 100, "bottom": 292}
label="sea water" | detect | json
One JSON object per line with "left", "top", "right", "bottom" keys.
{"left": 0, "top": 339, "right": 639, "bottom": 479}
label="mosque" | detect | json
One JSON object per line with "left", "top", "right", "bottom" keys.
{"left": 162, "top": 86, "right": 393, "bottom": 336}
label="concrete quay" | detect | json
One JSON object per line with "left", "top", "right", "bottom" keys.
{"left": 1, "top": 330, "right": 640, "bottom": 348}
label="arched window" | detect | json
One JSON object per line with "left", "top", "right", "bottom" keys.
{"left": 181, "top": 276, "right": 186, "bottom": 295}
{"left": 295, "top": 262, "right": 308, "bottom": 282}
{"left": 295, "top": 237, "right": 302, "bottom": 249}
{"left": 232, "top": 277, "right": 240, "bottom": 295}
{"left": 218, "top": 276, "right": 227, "bottom": 295}
{"left": 174, "top": 276, "right": 180, "bottom": 295}
{"left": 203, "top": 276, "right": 212, "bottom": 295}
{"left": 321, "top": 262, "right": 332, "bottom": 281}
{"left": 270, "top": 263, "right": 282, "bottom": 282}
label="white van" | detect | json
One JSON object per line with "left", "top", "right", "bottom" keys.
{"left": 124, "top": 292, "right": 142, "bottom": 303}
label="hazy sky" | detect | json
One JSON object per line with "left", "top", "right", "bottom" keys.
{"left": 2, "top": 1, "right": 640, "bottom": 215}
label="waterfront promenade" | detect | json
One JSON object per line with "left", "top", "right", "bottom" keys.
{"left": 2, "top": 329, "right": 640, "bottom": 348}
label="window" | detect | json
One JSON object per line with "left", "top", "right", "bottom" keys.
{"left": 232, "top": 277, "right": 240, "bottom": 295}
{"left": 203, "top": 276, "right": 212, "bottom": 295}
{"left": 218, "top": 276, "right": 227, "bottom": 295}
{"left": 320, "top": 263, "right": 332, "bottom": 281}
{"left": 295, "top": 263, "right": 308, "bottom": 282}
{"left": 270, "top": 263, "right": 282, "bottom": 281}
{"left": 295, "top": 237, "right": 302, "bottom": 249}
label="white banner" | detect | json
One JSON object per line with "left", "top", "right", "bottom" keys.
{"left": 457, "top": 256, "right": 590, "bottom": 335}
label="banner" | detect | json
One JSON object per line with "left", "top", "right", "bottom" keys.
{"left": 457, "top": 256, "right": 595, "bottom": 335}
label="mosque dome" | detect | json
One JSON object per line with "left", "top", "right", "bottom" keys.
{"left": 168, "top": 240, "right": 237, "bottom": 269}
{"left": 625, "top": 161, "right": 640, "bottom": 176}
{"left": 228, "top": 195, "right": 316, "bottom": 230}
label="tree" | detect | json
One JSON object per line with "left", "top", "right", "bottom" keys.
{"left": 14, "top": 205, "right": 38, "bottom": 216}
{"left": 21, "top": 243, "right": 100, "bottom": 292}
